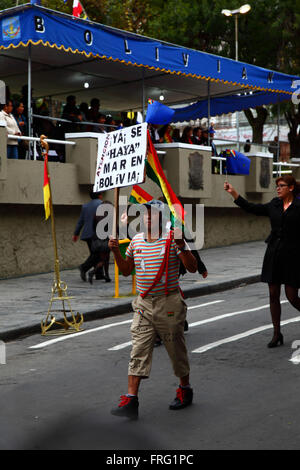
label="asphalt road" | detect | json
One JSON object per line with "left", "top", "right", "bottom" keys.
{"left": 1, "top": 282, "right": 300, "bottom": 450}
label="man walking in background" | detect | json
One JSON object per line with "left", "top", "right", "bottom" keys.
{"left": 72, "top": 190, "right": 103, "bottom": 281}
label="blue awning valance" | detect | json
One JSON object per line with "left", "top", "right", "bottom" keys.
{"left": 172, "top": 91, "right": 291, "bottom": 122}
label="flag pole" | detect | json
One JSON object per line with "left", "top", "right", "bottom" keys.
{"left": 42, "top": 139, "right": 63, "bottom": 298}
{"left": 40, "top": 135, "right": 83, "bottom": 336}
{"left": 112, "top": 187, "right": 120, "bottom": 239}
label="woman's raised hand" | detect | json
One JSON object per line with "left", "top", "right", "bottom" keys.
{"left": 224, "top": 182, "right": 239, "bottom": 200}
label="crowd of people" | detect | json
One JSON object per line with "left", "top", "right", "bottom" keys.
{"left": 1, "top": 83, "right": 222, "bottom": 162}
{"left": 0, "top": 86, "right": 128, "bottom": 161}
{"left": 0, "top": 98, "right": 28, "bottom": 159}
{"left": 148, "top": 122, "right": 218, "bottom": 155}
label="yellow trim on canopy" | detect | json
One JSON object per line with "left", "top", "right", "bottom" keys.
{"left": 0, "top": 39, "right": 293, "bottom": 96}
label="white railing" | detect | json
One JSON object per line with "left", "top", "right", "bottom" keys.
{"left": 212, "top": 157, "right": 300, "bottom": 177}
{"left": 7, "top": 134, "right": 76, "bottom": 161}
{"left": 212, "top": 155, "right": 226, "bottom": 174}
{"left": 32, "top": 113, "right": 119, "bottom": 130}
{"left": 273, "top": 162, "right": 300, "bottom": 176}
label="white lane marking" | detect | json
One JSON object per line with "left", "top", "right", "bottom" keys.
{"left": 188, "top": 300, "right": 224, "bottom": 310}
{"left": 289, "top": 356, "right": 300, "bottom": 365}
{"left": 192, "top": 315, "right": 300, "bottom": 354}
{"left": 107, "top": 301, "right": 288, "bottom": 352}
{"left": 107, "top": 300, "right": 225, "bottom": 351}
{"left": 189, "top": 301, "right": 288, "bottom": 328}
{"left": 108, "top": 341, "right": 132, "bottom": 351}
{"left": 29, "top": 319, "right": 132, "bottom": 350}
{"left": 29, "top": 300, "right": 225, "bottom": 350}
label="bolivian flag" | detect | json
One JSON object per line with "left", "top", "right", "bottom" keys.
{"left": 129, "top": 185, "right": 153, "bottom": 205}
{"left": 163, "top": 131, "right": 173, "bottom": 143}
{"left": 146, "top": 132, "right": 185, "bottom": 229}
{"left": 43, "top": 155, "right": 51, "bottom": 220}
{"left": 73, "top": 0, "right": 89, "bottom": 19}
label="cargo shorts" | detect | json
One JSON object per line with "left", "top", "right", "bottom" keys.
{"left": 128, "top": 290, "right": 190, "bottom": 379}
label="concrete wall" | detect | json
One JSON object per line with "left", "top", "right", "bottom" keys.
{"left": 0, "top": 203, "right": 270, "bottom": 279}
{"left": 0, "top": 204, "right": 89, "bottom": 279}
{"left": 0, "top": 134, "right": 277, "bottom": 278}
{"left": 204, "top": 207, "right": 270, "bottom": 249}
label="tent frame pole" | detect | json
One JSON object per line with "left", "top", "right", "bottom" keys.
{"left": 276, "top": 100, "right": 280, "bottom": 164}
{"left": 142, "top": 69, "right": 145, "bottom": 121}
{"left": 27, "top": 43, "right": 32, "bottom": 159}
{"left": 208, "top": 79, "right": 211, "bottom": 145}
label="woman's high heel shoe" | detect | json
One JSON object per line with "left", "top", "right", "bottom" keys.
{"left": 88, "top": 269, "right": 95, "bottom": 285}
{"left": 267, "top": 333, "right": 284, "bottom": 348}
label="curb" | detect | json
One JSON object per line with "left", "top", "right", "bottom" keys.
{"left": 0, "top": 274, "right": 260, "bottom": 342}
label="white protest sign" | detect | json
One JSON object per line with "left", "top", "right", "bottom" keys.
{"left": 93, "top": 123, "right": 147, "bottom": 192}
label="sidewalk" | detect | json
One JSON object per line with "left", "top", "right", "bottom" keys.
{"left": 0, "top": 241, "right": 266, "bottom": 341}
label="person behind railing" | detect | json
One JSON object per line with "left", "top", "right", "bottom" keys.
{"left": 268, "top": 136, "right": 279, "bottom": 162}
{"left": 87, "top": 98, "right": 101, "bottom": 122}
{"left": 172, "top": 128, "right": 181, "bottom": 142}
{"left": 201, "top": 127, "right": 209, "bottom": 146}
{"left": 13, "top": 101, "right": 28, "bottom": 160}
{"left": 0, "top": 99, "right": 21, "bottom": 159}
{"left": 105, "top": 115, "right": 116, "bottom": 133}
{"left": 159, "top": 124, "right": 174, "bottom": 143}
{"left": 244, "top": 139, "right": 251, "bottom": 153}
{"left": 20, "top": 84, "right": 37, "bottom": 121}
{"left": 93, "top": 113, "right": 107, "bottom": 133}
{"left": 193, "top": 126, "right": 203, "bottom": 145}
{"left": 181, "top": 126, "right": 194, "bottom": 145}
{"left": 79, "top": 102, "right": 89, "bottom": 122}
{"left": 61, "top": 95, "right": 83, "bottom": 134}
{"left": 209, "top": 127, "right": 218, "bottom": 155}
{"left": 148, "top": 123, "right": 162, "bottom": 143}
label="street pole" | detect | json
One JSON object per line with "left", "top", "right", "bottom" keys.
{"left": 222, "top": 6, "right": 251, "bottom": 151}
{"left": 235, "top": 14, "right": 239, "bottom": 62}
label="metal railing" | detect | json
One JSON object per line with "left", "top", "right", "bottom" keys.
{"left": 273, "top": 162, "right": 300, "bottom": 176}
{"left": 8, "top": 134, "right": 76, "bottom": 161}
{"left": 211, "top": 156, "right": 300, "bottom": 177}
{"left": 212, "top": 155, "right": 226, "bottom": 175}
{"left": 6, "top": 135, "right": 300, "bottom": 178}
{"left": 32, "top": 113, "right": 119, "bottom": 130}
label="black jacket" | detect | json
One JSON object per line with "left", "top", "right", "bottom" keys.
{"left": 235, "top": 195, "right": 300, "bottom": 286}
{"left": 74, "top": 199, "right": 103, "bottom": 241}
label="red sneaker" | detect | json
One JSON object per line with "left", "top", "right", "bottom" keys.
{"left": 169, "top": 387, "right": 193, "bottom": 410}
{"left": 111, "top": 395, "right": 139, "bottom": 420}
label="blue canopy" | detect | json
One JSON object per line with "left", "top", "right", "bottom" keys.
{"left": 0, "top": 3, "right": 298, "bottom": 111}
{"left": 172, "top": 91, "right": 291, "bottom": 122}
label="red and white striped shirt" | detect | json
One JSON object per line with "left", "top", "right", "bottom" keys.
{"left": 126, "top": 233, "right": 181, "bottom": 296}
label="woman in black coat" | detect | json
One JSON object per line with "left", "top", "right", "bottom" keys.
{"left": 224, "top": 175, "right": 300, "bottom": 348}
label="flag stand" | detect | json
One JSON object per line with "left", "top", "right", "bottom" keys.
{"left": 40, "top": 135, "right": 84, "bottom": 336}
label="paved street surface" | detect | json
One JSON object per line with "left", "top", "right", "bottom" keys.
{"left": 1, "top": 282, "right": 300, "bottom": 450}
{"left": 0, "top": 241, "right": 264, "bottom": 339}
